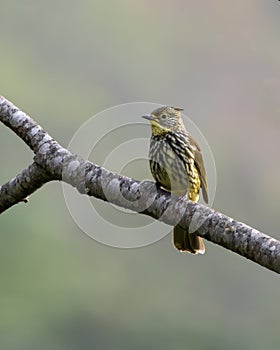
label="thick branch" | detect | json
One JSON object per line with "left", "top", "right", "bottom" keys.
{"left": 1, "top": 96, "right": 280, "bottom": 274}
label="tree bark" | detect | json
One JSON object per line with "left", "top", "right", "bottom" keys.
{"left": 1, "top": 96, "right": 279, "bottom": 274}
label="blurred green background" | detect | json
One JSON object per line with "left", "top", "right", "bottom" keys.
{"left": 1, "top": 1, "right": 280, "bottom": 349}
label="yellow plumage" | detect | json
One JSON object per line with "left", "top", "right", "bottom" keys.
{"left": 143, "top": 106, "right": 208, "bottom": 254}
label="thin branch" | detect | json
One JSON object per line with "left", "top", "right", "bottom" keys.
{"left": 0, "top": 96, "right": 280, "bottom": 274}
{"left": 0, "top": 162, "right": 52, "bottom": 212}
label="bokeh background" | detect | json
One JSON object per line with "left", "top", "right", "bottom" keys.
{"left": 1, "top": 1, "right": 280, "bottom": 349}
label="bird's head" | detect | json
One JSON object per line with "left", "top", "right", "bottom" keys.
{"left": 142, "top": 106, "right": 184, "bottom": 135}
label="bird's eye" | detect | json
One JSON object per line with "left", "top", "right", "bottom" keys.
{"left": 161, "top": 114, "right": 167, "bottom": 119}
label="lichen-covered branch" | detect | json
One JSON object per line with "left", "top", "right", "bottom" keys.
{"left": 0, "top": 162, "right": 52, "bottom": 212}
{"left": 0, "top": 96, "right": 280, "bottom": 274}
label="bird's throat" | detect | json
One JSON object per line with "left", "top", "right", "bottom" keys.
{"left": 150, "top": 122, "right": 170, "bottom": 136}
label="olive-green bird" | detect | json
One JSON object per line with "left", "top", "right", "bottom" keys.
{"left": 143, "top": 106, "right": 208, "bottom": 254}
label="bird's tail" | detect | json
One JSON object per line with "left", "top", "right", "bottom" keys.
{"left": 173, "top": 225, "right": 205, "bottom": 254}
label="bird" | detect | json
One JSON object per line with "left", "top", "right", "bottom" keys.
{"left": 142, "top": 106, "right": 208, "bottom": 254}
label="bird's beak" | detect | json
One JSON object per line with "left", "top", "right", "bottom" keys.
{"left": 142, "top": 114, "right": 155, "bottom": 121}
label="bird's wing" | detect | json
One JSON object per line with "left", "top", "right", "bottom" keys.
{"left": 188, "top": 135, "right": 209, "bottom": 204}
